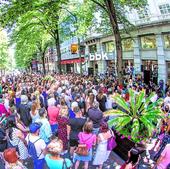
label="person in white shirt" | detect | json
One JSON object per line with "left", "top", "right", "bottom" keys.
{"left": 4, "top": 94, "right": 10, "bottom": 111}
{"left": 26, "top": 122, "right": 46, "bottom": 169}
{"left": 105, "top": 90, "right": 115, "bottom": 110}
{"left": 47, "top": 94, "right": 56, "bottom": 107}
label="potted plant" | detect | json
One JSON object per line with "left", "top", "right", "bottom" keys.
{"left": 106, "top": 89, "right": 163, "bottom": 160}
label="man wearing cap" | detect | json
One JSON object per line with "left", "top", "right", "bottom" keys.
{"left": 26, "top": 123, "right": 46, "bottom": 169}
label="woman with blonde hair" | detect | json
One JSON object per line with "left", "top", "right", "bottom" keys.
{"left": 30, "top": 101, "right": 39, "bottom": 123}
{"left": 59, "top": 98, "right": 68, "bottom": 110}
{"left": 45, "top": 139, "right": 72, "bottom": 169}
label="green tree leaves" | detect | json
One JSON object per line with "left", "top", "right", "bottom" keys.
{"left": 0, "top": 29, "right": 9, "bottom": 70}
{"left": 0, "top": 0, "right": 69, "bottom": 73}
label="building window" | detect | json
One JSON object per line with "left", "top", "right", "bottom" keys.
{"left": 164, "top": 34, "right": 170, "bottom": 49}
{"left": 89, "top": 45, "right": 97, "bottom": 54}
{"left": 122, "top": 38, "right": 133, "bottom": 51}
{"left": 159, "top": 4, "right": 170, "bottom": 15}
{"left": 103, "top": 41, "right": 115, "bottom": 53}
{"left": 138, "top": 7, "right": 150, "bottom": 19}
{"left": 141, "top": 35, "right": 156, "bottom": 49}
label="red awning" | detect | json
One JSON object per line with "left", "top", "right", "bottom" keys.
{"left": 61, "top": 58, "right": 85, "bottom": 65}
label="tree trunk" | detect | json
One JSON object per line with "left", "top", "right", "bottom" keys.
{"left": 55, "top": 25, "right": 61, "bottom": 74}
{"left": 42, "top": 54, "right": 46, "bottom": 75}
{"left": 104, "top": 0, "right": 123, "bottom": 84}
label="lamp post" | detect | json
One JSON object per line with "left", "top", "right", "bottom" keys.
{"left": 64, "top": 8, "right": 82, "bottom": 76}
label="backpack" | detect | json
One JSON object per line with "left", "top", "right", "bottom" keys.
{"left": 27, "top": 136, "right": 41, "bottom": 160}
{"left": 62, "top": 158, "right": 70, "bottom": 169}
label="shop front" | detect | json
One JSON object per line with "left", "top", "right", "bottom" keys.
{"left": 141, "top": 60, "right": 158, "bottom": 84}
{"left": 88, "top": 52, "right": 107, "bottom": 75}
{"left": 122, "top": 60, "right": 134, "bottom": 76}
{"left": 61, "top": 58, "right": 85, "bottom": 73}
{"left": 106, "top": 60, "right": 116, "bottom": 76}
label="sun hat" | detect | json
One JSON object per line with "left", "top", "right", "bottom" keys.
{"left": 3, "top": 148, "right": 18, "bottom": 163}
{"left": 29, "top": 122, "right": 42, "bottom": 133}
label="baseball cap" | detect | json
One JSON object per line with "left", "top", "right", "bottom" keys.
{"left": 29, "top": 122, "right": 42, "bottom": 133}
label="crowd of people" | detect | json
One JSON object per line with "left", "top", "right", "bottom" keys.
{"left": 0, "top": 72, "right": 169, "bottom": 169}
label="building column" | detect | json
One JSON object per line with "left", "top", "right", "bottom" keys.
{"left": 85, "top": 45, "right": 89, "bottom": 72}
{"left": 156, "top": 34, "right": 166, "bottom": 83}
{"left": 96, "top": 41, "right": 106, "bottom": 74}
{"left": 133, "top": 37, "right": 141, "bottom": 75}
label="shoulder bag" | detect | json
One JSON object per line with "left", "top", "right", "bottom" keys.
{"left": 107, "top": 129, "right": 117, "bottom": 151}
{"left": 75, "top": 134, "right": 93, "bottom": 156}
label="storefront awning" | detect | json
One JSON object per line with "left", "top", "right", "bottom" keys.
{"left": 61, "top": 58, "right": 85, "bottom": 65}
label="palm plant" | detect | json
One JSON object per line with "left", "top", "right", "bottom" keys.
{"left": 106, "top": 89, "right": 163, "bottom": 143}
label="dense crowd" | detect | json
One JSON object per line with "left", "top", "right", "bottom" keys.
{"left": 0, "top": 73, "right": 170, "bottom": 169}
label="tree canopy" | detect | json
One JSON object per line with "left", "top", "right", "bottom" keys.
{"left": 0, "top": 0, "right": 147, "bottom": 77}
{"left": 0, "top": 29, "right": 9, "bottom": 70}
{"left": 11, "top": 10, "right": 53, "bottom": 71}
{"left": 0, "top": 0, "right": 69, "bottom": 73}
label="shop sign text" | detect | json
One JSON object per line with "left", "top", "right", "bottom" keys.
{"left": 89, "top": 52, "right": 108, "bottom": 61}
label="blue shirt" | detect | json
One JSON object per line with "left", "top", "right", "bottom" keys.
{"left": 69, "top": 108, "right": 75, "bottom": 119}
{"left": 45, "top": 154, "right": 72, "bottom": 169}
{"left": 15, "top": 98, "right": 21, "bottom": 108}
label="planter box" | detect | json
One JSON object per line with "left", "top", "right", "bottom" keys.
{"left": 113, "top": 132, "right": 135, "bottom": 161}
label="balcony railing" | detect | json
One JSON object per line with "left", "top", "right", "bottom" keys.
{"left": 134, "top": 13, "right": 170, "bottom": 26}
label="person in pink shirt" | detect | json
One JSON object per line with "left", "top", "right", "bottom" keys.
{"left": 47, "top": 97, "right": 59, "bottom": 134}
{"left": 74, "top": 120, "right": 96, "bottom": 169}
{"left": 156, "top": 143, "right": 170, "bottom": 169}
{"left": 0, "top": 94, "right": 10, "bottom": 117}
